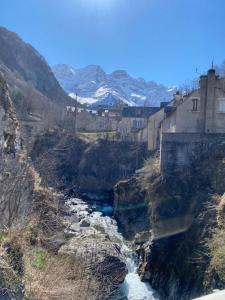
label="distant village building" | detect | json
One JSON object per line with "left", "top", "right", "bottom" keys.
{"left": 66, "top": 106, "right": 120, "bottom": 132}
{"left": 119, "top": 106, "right": 160, "bottom": 143}
{"left": 148, "top": 69, "right": 225, "bottom": 150}
{"left": 97, "top": 107, "right": 122, "bottom": 120}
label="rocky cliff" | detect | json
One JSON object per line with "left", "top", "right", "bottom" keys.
{"left": 114, "top": 155, "right": 159, "bottom": 240}
{"left": 114, "top": 142, "right": 225, "bottom": 299}
{"left": 0, "top": 72, "right": 33, "bottom": 227}
{"left": 0, "top": 73, "right": 127, "bottom": 299}
{"left": 31, "top": 131, "right": 149, "bottom": 197}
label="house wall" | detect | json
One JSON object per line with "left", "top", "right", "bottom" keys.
{"left": 75, "top": 111, "right": 118, "bottom": 132}
{"left": 148, "top": 108, "right": 165, "bottom": 150}
{"left": 138, "top": 126, "right": 148, "bottom": 143}
{"left": 162, "top": 90, "right": 202, "bottom": 133}
{"left": 159, "top": 71, "right": 225, "bottom": 175}
{"left": 207, "top": 76, "right": 225, "bottom": 133}
{"left": 85, "top": 116, "right": 118, "bottom": 132}
{"left": 118, "top": 117, "right": 148, "bottom": 142}
{"left": 162, "top": 70, "right": 225, "bottom": 135}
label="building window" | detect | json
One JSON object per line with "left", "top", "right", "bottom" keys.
{"left": 218, "top": 98, "right": 225, "bottom": 113}
{"left": 132, "top": 120, "right": 137, "bottom": 128}
{"left": 132, "top": 119, "right": 143, "bottom": 128}
{"left": 192, "top": 98, "right": 199, "bottom": 111}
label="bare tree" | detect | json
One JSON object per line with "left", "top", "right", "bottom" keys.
{"left": 0, "top": 155, "right": 32, "bottom": 228}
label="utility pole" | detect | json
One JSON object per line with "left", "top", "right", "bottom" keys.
{"left": 73, "top": 93, "right": 78, "bottom": 137}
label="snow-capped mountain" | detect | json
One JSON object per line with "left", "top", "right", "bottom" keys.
{"left": 52, "top": 64, "right": 176, "bottom": 107}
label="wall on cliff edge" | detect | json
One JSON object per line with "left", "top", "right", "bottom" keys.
{"left": 138, "top": 135, "right": 225, "bottom": 300}
{"left": 114, "top": 130, "right": 225, "bottom": 299}
{"left": 160, "top": 133, "right": 225, "bottom": 175}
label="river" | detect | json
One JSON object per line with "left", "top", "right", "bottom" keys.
{"left": 66, "top": 198, "right": 159, "bottom": 300}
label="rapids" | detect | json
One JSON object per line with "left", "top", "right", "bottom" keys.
{"left": 66, "top": 198, "right": 159, "bottom": 300}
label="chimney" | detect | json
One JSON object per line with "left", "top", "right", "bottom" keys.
{"left": 199, "top": 74, "right": 208, "bottom": 132}
{"left": 207, "top": 68, "right": 216, "bottom": 82}
{"left": 204, "top": 69, "right": 216, "bottom": 132}
{"left": 174, "top": 91, "right": 182, "bottom": 104}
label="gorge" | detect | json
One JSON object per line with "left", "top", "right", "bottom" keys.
{"left": 1, "top": 26, "right": 225, "bottom": 300}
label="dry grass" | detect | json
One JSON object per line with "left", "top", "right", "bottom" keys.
{"left": 24, "top": 251, "right": 102, "bottom": 300}
{"left": 208, "top": 228, "right": 225, "bottom": 281}
{"left": 137, "top": 155, "right": 160, "bottom": 191}
{"left": 208, "top": 193, "right": 225, "bottom": 282}
{"left": 0, "top": 223, "right": 104, "bottom": 300}
{"left": 0, "top": 226, "right": 27, "bottom": 294}
{"left": 0, "top": 245, "right": 21, "bottom": 292}
{"left": 78, "top": 131, "right": 117, "bottom": 141}
{"left": 217, "top": 193, "right": 225, "bottom": 226}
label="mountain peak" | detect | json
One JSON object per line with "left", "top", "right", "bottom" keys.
{"left": 84, "top": 64, "right": 104, "bottom": 72}
{"left": 52, "top": 64, "right": 176, "bottom": 107}
{"left": 110, "top": 70, "right": 129, "bottom": 78}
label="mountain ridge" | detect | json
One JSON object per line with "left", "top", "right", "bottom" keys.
{"left": 52, "top": 64, "right": 176, "bottom": 107}
{"left": 0, "top": 27, "right": 69, "bottom": 105}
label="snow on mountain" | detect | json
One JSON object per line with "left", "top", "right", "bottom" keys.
{"left": 52, "top": 64, "right": 176, "bottom": 107}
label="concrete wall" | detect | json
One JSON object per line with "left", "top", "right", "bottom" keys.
{"left": 193, "top": 290, "right": 225, "bottom": 300}
{"left": 160, "top": 133, "right": 225, "bottom": 175}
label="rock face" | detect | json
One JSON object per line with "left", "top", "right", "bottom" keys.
{"left": 0, "top": 72, "right": 33, "bottom": 226}
{"left": 114, "top": 176, "right": 150, "bottom": 240}
{"left": 60, "top": 198, "right": 128, "bottom": 298}
{"left": 114, "top": 156, "right": 160, "bottom": 240}
{"left": 31, "top": 132, "right": 149, "bottom": 197}
{"left": 59, "top": 235, "right": 127, "bottom": 296}
{"left": 137, "top": 175, "right": 211, "bottom": 300}
{"left": 116, "top": 143, "right": 225, "bottom": 300}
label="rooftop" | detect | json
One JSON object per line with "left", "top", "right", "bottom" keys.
{"left": 122, "top": 106, "right": 160, "bottom": 118}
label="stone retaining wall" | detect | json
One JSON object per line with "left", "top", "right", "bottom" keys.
{"left": 160, "top": 133, "right": 225, "bottom": 175}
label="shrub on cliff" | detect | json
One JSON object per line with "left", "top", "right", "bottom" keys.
{"left": 209, "top": 228, "right": 225, "bottom": 281}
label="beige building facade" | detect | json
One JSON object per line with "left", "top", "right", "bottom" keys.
{"left": 164, "top": 69, "right": 225, "bottom": 134}
{"left": 148, "top": 69, "right": 225, "bottom": 150}
{"left": 119, "top": 107, "right": 160, "bottom": 143}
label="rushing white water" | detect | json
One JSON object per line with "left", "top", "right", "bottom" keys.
{"left": 121, "top": 255, "right": 159, "bottom": 300}
{"left": 66, "top": 198, "right": 159, "bottom": 300}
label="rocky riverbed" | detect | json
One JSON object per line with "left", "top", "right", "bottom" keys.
{"left": 61, "top": 197, "right": 159, "bottom": 300}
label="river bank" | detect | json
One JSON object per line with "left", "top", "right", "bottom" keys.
{"left": 64, "top": 197, "right": 159, "bottom": 300}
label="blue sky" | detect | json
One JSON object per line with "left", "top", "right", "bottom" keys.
{"left": 1, "top": 0, "right": 225, "bottom": 86}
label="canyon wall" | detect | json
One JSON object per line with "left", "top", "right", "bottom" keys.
{"left": 0, "top": 72, "right": 33, "bottom": 227}
{"left": 115, "top": 135, "right": 225, "bottom": 299}
{"left": 31, "top": 132, "right": 149, "bottom": 197}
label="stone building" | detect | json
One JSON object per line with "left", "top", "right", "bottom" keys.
{"left": 163, "top": 69, "right": 225, "bottom": 134}
{"left": 148, "top": 69, "right": 225, "bottom": 150}
{"left": 118, "top": 106, "right": 160, "bottom": 143}
{"left": 97, "top": 107, "right": 122, "bottom": 120}
{"left": 66, "top": 107, "right": 119, "bottom": 132}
